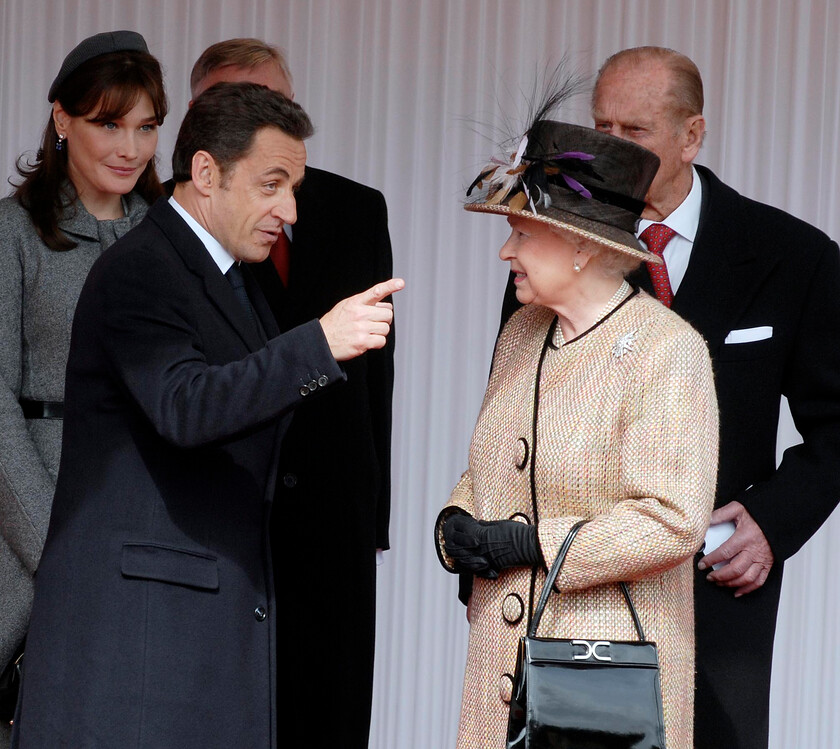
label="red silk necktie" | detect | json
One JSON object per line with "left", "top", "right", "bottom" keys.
{"left": 639, "top": 224, "right": 677, "bottom": 307}
{"left": 269, "top": 230, "right": 291, "bottom": 286}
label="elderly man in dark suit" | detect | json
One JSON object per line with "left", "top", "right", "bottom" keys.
{"left": 11, "top": 82, "right": 402, "bottom": 748}
{"left": 188, "top": 39, "right": 394, "bottom": 748}
{"left": 500, "top": 46, "right": 840, "bottom": 749}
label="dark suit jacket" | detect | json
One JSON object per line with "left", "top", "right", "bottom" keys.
{"left": 250, "top": 166, "right": 393, "bottom": 749}
{"left": 12, "top": 198, "right": 344, "bottom": 748}
{"left": 500, "top": 166, "right": 840, "bottom": 748}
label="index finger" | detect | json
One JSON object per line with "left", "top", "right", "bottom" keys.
{"left": 359, "top": 277, "right": 405, "bottom": 305}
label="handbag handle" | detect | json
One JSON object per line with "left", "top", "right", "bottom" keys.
{"left": 528, "top": 520, "right": 647, "bottom": 642}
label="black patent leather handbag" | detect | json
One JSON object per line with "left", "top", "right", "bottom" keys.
{"left": 506, "top": 521, "right": 666, "bottom": 749}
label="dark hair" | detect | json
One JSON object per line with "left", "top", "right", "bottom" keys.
{"left": 172, "top": 82, "right": 313, "bottom": 184}
{"left": 14, "top": 50, "right": 168, "bottom": 251}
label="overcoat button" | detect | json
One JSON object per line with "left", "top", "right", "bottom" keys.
{"left": 499, "top": 673, "right": 514, "bottom": 704}
{"left": 300, "top": 386, "right": 309, "bottom": 397}
{"left": 283, "top": 473, "right": 297, "bottom": 488}
{"left": 502, "top": 593, "right": 524, "bottom": 625}
{"left": 514, "top": 438, "right": 529, "bottom": 470}
{"left": 254, "top": 606, "right": 267, "bottom": 622}
{"left": 307, "top": 380, "right": 318, "bottom": 391}
{"left": 317, "top": 375, "right": 329, "bottom": 387}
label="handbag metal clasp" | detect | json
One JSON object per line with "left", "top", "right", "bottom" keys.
{"left": 571, "top": 639, "right": 611, "bottom": 661}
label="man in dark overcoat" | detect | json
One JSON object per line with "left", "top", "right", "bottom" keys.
{"left": 11, "top": 83, "right": 401, "bottom": 748}
{"left": 500, "top": 46, "right": 840, "bottom": 749}
{"left": 188, "top": 39, "right": 394, "bottom": 748}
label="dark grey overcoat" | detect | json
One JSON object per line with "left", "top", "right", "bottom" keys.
{"left": 12, "top": 197, "right": 343, "bottom": 748}
{"left": 251, "top": 166, "right": 394, "bottom": 749}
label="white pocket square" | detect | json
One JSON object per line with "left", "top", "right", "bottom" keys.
{"left": 724, "top": 326, "right": 773, "bottom": 344}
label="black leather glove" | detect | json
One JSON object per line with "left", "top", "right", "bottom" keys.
{"left": 443, "top": 515, "right": 540, "bottom": 579}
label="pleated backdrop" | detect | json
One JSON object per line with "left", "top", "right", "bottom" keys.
{"left": 1, "top": 1, "right": 839, "bottom": 746}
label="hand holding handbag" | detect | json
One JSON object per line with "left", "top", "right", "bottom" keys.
{"left": 506, "top": 521, "right": 666, "bottom": 749}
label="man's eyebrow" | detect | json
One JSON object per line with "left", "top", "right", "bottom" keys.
{"left": 261, "top": 167, "right": 290, "bottom": 179}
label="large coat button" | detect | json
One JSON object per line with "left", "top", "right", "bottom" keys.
{"left": 502, "top": 593, "right": 524, "bottom": 625}
{"left": 254, "top": 606, "right": 267, "bottom": 621}
{"left": 514, "top": 438, "right": 529, "bottom": 470}
{"left": 499, "top": 673, "right": 514, "bottom": 704}
{"left": 283, "top": 473, "right": 297, "bottom": 488}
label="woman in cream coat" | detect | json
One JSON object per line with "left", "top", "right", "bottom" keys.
{"left": 436, "top": 119, "right": 718, "bottom": 749}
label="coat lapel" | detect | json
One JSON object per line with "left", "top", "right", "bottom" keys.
{"left": 242, "top": 262, "right": 279, "bottom": 340}
{"left": 147, "top": 198, "right": 267, "bottom": 352}
{"left": 633, "top": 167, "right": 782, "bottom": 356}
{"left": 282, "top": 167, "right": 327, "bottom": 327}
{"left": 251, "top": 257, "right": 289, "bottom": 329}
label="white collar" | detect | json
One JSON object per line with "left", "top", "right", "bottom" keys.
{"left": 637, "top": 165, "right": 702, "bottom": 241}
{"left": 168, "top": 196, "right": 236, "bottom": 275}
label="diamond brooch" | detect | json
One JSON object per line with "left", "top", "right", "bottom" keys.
{"left": 612, "top": 330, "right": 637, "bottom": 359}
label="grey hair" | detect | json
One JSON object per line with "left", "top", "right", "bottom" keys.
{"left": 190, "top": 38, "right": 293, "bottom": 99}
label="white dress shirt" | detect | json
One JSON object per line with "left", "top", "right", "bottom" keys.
{"left": 637, "top": 166, "right": 703, "bottom": 294}
{"left": 168, "top": 196, "right": 236, "bottom": 274}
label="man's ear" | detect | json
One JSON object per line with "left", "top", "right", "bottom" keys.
{"left": 682, "top": 114, "right": 706, "bottom": 163}
{"left": 191, "top": 151, "right": 218, "bottom": 196}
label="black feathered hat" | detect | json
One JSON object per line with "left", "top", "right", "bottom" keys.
{"left": 466, "top": 99, "right": 662, "bottom": 263}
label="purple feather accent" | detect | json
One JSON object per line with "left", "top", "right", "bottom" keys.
{"left": 554, "top": 151, "right": 595, "bottom": 161}
{"left": 562, "top": 175, "right": 592, "bottom": 199}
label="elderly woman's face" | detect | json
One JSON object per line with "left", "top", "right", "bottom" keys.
{"left": 499, "top": 216, "right": 582, "bottom": 309}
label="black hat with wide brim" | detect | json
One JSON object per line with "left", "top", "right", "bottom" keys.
{"left": 465, "top": 120, "right": 662, "bottom": 264}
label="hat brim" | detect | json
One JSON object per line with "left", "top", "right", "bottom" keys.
{"left": 464, "top": 202, "right": 662, "bottom": 265}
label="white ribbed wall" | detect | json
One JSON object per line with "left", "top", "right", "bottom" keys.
{"left": 1, "top": 2, "right": 838, "bottom": 746}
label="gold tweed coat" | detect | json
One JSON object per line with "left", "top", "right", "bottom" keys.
{"left": 437, "top": 290, "right": 718, "bottom": 749}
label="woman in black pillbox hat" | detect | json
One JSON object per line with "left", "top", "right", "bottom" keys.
{"left": 0, "top": 33, "right": 167, "bottom": 745}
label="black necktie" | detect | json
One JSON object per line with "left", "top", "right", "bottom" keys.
{"left": 225, "top": 263, "right": 258, "bottom": 330}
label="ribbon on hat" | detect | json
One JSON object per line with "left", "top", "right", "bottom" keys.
{"left": 524, "top": 151, "right": 599, "bottom": 210}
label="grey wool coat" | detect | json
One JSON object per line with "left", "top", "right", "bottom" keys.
{"left": 0, "top": 192, "right": 149, "bottom": 675}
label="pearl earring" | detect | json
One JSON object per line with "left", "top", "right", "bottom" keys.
{"left": 573, "top": 260, "right": 581, "bottom": 273}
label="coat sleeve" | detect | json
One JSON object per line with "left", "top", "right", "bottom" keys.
{"left": 434, "top": 471, "right": 475, "bottom": 573}
{"left": 0, "top": 208, "right": 56, "bottom": 574}
{"left": 363, "top": 191, "right": 395, "bottom": 551}
{"left": 434, "top": 307, "right": 531, "bottom": 572}
{"left": 740, "top": 239, "right": 840, "bottom": 560}
{"left": 94, "top": 244, "right": 345, "bottom": 450}
{"left": 538, "top": 325, "right": 719, "bottom": 590}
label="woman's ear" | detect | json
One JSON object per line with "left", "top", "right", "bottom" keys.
{"left": 52, "top": 101, "right": 68, "bottom": 137}
{"left": 574, "top": 247, "right": 595, "bottom": 271}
